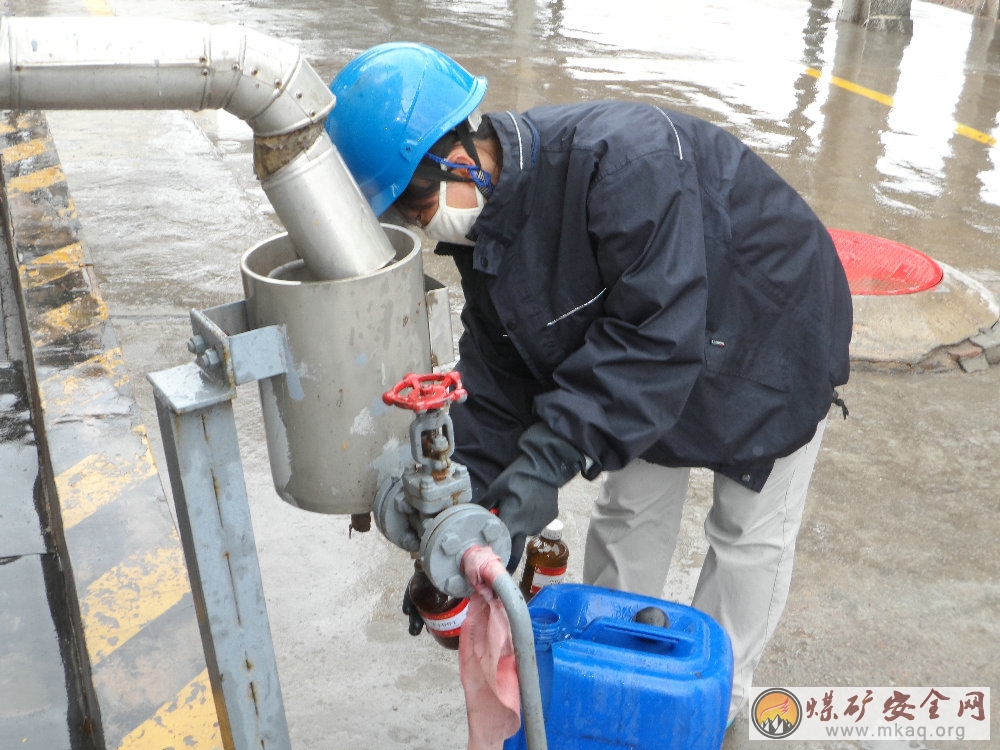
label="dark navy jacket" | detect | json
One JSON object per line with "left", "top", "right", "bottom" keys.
{"left": 442, "top": 102, "right": 852, "bottom": 494}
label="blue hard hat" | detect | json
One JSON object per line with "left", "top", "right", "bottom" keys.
{"left": 325, "top": 43, "right": 488, "bottom": 216}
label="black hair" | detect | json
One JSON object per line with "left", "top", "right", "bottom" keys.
{"left": 395, "top": 117, "right": 499, "bottom": 216}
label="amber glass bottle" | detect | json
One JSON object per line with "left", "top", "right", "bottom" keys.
{"left": 519, "top": 519, "right": 569, "bottom": 602}
{"left": 407, "top": 560, "right": 469, "bottom": 650}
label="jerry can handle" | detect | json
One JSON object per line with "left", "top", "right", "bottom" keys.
{"left": 579, "top": 617, "right": 697, "bottom": 659}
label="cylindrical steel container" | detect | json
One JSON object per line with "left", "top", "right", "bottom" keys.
{"left": 241, "top": 225, "right": 430, "bottom": 514}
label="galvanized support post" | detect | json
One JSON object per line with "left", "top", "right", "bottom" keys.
{"left": 839, "top": 0, "right": 913, "bottom": 32}
{"left": 149, "top": 303, "right": 294, "bottom": 750}
{"left": 839, "top": 0, "right": 864, "bottom": 23}
{"left": 150, "top": 366, "right": 291, "bottom": 750}
{"left": 975, "top": 0, "right": 1000, "bottom": 19}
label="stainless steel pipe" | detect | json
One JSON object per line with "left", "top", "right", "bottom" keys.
{"left": 0, "top": 16, "right": 394, "bottom": 279}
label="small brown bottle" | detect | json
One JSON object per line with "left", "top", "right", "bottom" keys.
{"left": 407, "top": 560, "right": 469, "bottom": 650}
{"left": 519, "top": 519, "right": 569, "bottom": 602}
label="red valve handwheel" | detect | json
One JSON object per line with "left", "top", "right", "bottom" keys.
{"left": 383, "top": 371, "right": 467, "bottom": 413}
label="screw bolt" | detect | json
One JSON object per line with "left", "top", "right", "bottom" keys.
{"left": 440, "top": 533, "right": 463, "bottom": 555}
{"left": 187, "top": 334, "right": 207, "bottom": 354}
{"left": 481, "top": 522, "right": 503, "bottom": 544}
{"left": 198, "top": 349, "right": 221, "bottom": 369}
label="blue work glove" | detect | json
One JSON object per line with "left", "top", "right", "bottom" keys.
{"left": 479, "top": 423, "right": 586, "bottom": 570}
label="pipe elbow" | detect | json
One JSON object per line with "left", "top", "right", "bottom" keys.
{"left": 0, "top": 18, "right": 333, "bottom": 137}
{"left": 217, "top": 26, "right": 334, "bottom": 138}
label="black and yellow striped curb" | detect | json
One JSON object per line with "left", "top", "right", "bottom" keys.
{"left": 1, "top": 110, "right": 221, "bottom": 749}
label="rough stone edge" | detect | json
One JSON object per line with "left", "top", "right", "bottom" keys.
{"left": 851, "top": 318, "right": 1000, "bottom": 373}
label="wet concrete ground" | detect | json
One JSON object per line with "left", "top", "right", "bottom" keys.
{"left": 2, "top": 0, "right": 999, "bottom": 748}
{"left": 0, "top": 279, "right": 78, "bottom": 749}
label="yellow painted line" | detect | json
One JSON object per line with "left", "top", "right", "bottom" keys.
{"left": 805, "top": 67, "right": 895, "bottom": 106}
{"left": 84, "top": 0, "right": 114, "bottom": 15}
{"left": 82, "top": 545, "right": 191, "bottom": 664}
{"left": 806, "top": 67, "right": 997, "bottom": 147}
{"left": 29, "top": 295, "right": 109, "bottom": 348}
{"left": 955, "top": 122, "right": 996, "bottom": 146}
{"left": 6, "top": 164, "right": 66, "bottom": 193}
{"left": 1, "top": 138, "right": 47, "bottom": 165}
{"left": 119, "top": 670, "right": 220, "bottom": 750}
{"left": 41, "top": 346, "right": 130, "bottom": 398}
{"left": 27, "top": 241, "right": 87, "bottom": 267}
{"left": 20, "top": 242, "right": 88, "bottom": 287}
{"left": 56, "top": 446, "right": 158, "bottom": 531}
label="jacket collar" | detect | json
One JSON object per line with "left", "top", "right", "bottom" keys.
{"left": 472, "top": 111, "right": 538, "bottom": 249}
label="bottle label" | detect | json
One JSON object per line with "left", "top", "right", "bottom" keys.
{"left": 420, "top": 599, "right": 469, "bottom": 638}
{"left": 529, "top": 565, "right": 567, "bottom": 594}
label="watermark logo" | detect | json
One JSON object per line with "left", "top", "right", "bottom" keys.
{"left": 751, "top": 688, "right": 802, "bottom": 738}
{"left": 749, "top": 687, "right": 990, "bottom": 741}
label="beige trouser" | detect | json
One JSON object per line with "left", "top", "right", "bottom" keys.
{"left": 582, "top": 419, "right": 827, "bottom": 722}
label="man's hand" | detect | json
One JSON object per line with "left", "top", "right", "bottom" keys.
{"left": 479, "top": 423, "right": 586, "bottom": 568}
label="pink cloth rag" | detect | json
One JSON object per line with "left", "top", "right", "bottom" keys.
{"left": 460, "top": 545, "right": 522, "bottom": 750}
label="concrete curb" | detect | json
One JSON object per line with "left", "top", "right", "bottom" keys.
{"left": 0, "top": 110, "right": 220, "bottom": 749}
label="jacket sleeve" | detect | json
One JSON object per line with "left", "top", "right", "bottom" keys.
{"left": 444, "top": 245, "right": 555, "bottom": 499}
{"left": 533, "top": 148, "right": 709, "bottom": 476}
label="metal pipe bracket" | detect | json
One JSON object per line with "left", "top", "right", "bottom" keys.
{"left": 187, "top": 301, "right": 301, "bottom": 399}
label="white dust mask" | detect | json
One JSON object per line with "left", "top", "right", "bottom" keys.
{"left": 423, "top": 181, "right": 485, "bottom": 246}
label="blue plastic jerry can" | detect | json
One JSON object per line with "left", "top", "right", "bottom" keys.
{"left": 504, "top": 584, "right": 733, "bottom": 750}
